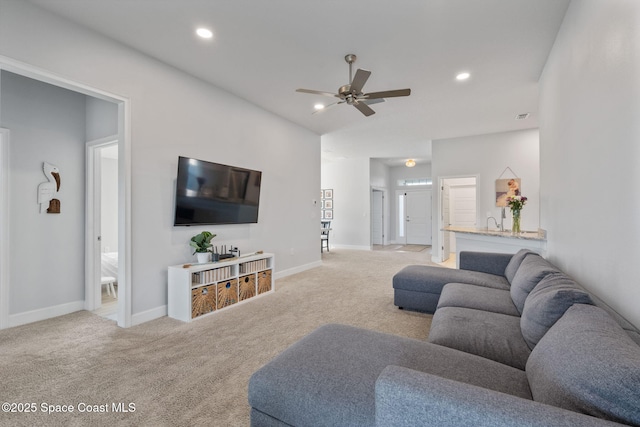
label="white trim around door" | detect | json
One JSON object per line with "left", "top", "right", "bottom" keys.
{"left": 0, "top": 55, "right": 133, "bottom": 328}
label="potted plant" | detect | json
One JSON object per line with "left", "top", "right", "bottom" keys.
{"left": 190, "top": 231, "right": 216, "bottom": 263}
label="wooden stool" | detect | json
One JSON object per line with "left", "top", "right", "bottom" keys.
{"left": 101, "top": 276, "right": 117, "bottom": 298}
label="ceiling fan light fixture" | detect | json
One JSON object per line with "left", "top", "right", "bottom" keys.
{"left": 196, "top": 27, "right": 213, "bottom": 39}
{"left": 405, "top": 159, "right": 416, "bottom": 168}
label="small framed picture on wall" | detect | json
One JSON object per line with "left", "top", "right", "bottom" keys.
{"left": 324, "top": 210, "right": 333, "bottom": 220}
{"left": 324, "top": 189, "right": 333, "bottom": 199}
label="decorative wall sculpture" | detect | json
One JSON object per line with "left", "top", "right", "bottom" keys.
{"left": 38, "top": 162, "right": 61, "bottom": 214}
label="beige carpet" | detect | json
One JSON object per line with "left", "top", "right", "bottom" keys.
{"left": 0, "top": 249, "right": 435, "bottom": 427}
{"left": 373, "top": 244, "right": 430, "bottom": 252}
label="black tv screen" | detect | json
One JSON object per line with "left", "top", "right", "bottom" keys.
{"left": 174, "top": 156, "right": 262, "bottom": 226}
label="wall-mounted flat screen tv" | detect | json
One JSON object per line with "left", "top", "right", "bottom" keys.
{"left": 174, "top": 156, "right": 262, "bottom": 226}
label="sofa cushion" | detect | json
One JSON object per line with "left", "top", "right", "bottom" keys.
{"left": 526, "top": 304, "right": 640, "bottom": 426}
{"left": 510, "top": 255, "right": 560, "bottom": 314}
{"left": 588, "top": 291, "right": 640, "bottom": 347}
{"left": 393, "top": 265, "right": 509, "bottom": 294}
{"left": 428, "top": 307, "right": 531, "bottom": 370}
{"left": 504, "top": 249, "right": 537, "bottom": 284}
{"left": 459, "top": 251, "right": 514, "bottom": 276}
{"left": 249, "top": 324, "right": 531, "bottom": 426}
{"left": 437, "top": 283, "right": 519, "bottom": 317}
{"left": 520, "top": 273, "right": 594, "bottom": 349}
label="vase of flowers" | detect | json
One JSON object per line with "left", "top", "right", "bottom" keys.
{"left": 506, "top": 195, "right": 527, "bottom": 234}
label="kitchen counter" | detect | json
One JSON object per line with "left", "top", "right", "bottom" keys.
{"left": 443, "top": 226, "right": 547, "bottom": 266}
{"left": 443, "top": 226, "right": 546, "bottom": 241}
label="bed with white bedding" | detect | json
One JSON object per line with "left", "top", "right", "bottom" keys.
{"left": 101, "top": 252, "right": 118, "bottom": 280}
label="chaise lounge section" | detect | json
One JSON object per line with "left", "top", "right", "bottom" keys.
{"left": 248, "top": 250, "right": 640, "bottom": 426}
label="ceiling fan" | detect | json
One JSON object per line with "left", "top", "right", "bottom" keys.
{"left": 296, "top": 54, "right": 411, "bottom": 117}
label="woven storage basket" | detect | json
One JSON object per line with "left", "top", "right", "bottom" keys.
{"left": 258, "top": 269, "right": 272, "bottom": 294}
{"left": 191, "top": 284, "right": 216, "bottom": 318}
{"left": 239, "top": 274, "right": 256, "bottom": 301}
{"left": 217, "top": 278, "right": 238, "bottom": 309}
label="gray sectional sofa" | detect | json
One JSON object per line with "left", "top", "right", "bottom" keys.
{"left": 248, "top": 250, "right": 640, "bottom": 426}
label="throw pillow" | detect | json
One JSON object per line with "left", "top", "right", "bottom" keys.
{"left": 504, "top": 249, "right": 536, "bottom": 284}
{"left": 510, "top": 255, "right": 560, "bottom": 314}
{"left": 526, "top": 304, "right": 640, "bottom": 426}
{"left": 520, "top": 273, "right": 593, "bottom": 349}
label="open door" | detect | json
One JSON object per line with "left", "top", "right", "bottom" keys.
{"left": 439, "top": 176, "right": 478, "bottom": 264}
{"left": 371, "top": 189, "right": 384, "bottom": 245}
{"left": 440, "top": 182, "right": 451, "bottom": 262}
{"left": 86, "top": 137, "right": 118, "bottom": 321}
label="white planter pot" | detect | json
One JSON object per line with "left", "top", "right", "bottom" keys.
{"left": 196, "top": 252, "right": 211, "bottom": 263}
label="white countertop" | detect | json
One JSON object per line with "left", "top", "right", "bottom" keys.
{"left": 443, "top": 226, "right": 547, "bottom": 241}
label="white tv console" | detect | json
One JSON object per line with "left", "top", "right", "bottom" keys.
{"left": 168, "top": 252, "right": 275, "bottom": 322}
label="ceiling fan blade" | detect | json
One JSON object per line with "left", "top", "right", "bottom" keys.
{"left": 296, "top": 88, "right": 339, "bottom": 98}
{"left": 353, "top": 100, "right": 375, "bottom": 117}
{"left": 364, "top": 88, "right": 411, "bottom": 99}
{"left": 362, "top": 97, "right": 385, "bottom": 105}
{"left": 350, "top": 69, "right": 371, "bottom": 94}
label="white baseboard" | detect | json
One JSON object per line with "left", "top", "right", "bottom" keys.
{"left": 8, "top": 300, "right": 85, "bottom": 328}
{"left": 3, "top": 260, "right": 322, "bottom": 330}
{"left": 131, "top": 305, "right": 167, "bottom": 326}
{"left": 274, "top": 260, "right": 322, "bottom": 280}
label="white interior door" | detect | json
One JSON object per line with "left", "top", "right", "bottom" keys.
{"left": 451, "top": 186, "right": 476, "bottom": 225}
{"left": 441, "top": 182, "right": 451, "bottom": 262}
{"left": 405, "top": 190, "right": 432, "bottom": 245}
{"left": 371, "top": 190, "right": 383, "bottom": 245}
{"left": 85, "top": 137, "right": 118, "bottom": 312}
{"left": 0, "top": 129, "right": 9, "bottom": 329}
{"left": 449, "top": 184, "right": 477, "bottom": 252}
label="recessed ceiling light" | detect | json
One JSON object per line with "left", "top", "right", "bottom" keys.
{"left": 196, "top": 28, "right": 213, "bottom": 39}
{"left": 456, "top": 72, "right": 471, "bottom": 81}
{"left": 314, "top": 104, "right": 325, "bottom": 110}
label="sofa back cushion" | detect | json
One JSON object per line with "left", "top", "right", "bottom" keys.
{"left": 504, "top": 249, "right": 536, "bottom": 284}
{"left": 510, "top": 255, "right": 560, "bottom": 314}
{"left": 526, "top": 304, "right": 640, "bottom": 426}
{"left": 520, "top": 273, "right": 593, "bottom": 349}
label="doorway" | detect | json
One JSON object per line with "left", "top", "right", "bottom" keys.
{"left": 0, "top": 58, "right": 131, "bottom": 329}
{"left": 87, "top": 138, "right": 119, "bottom": 321}
{"left": 401, "top": 190, "right": 432, "bottom": 245}
{"left": 0, "top": 129, "right": 9, "bottom": 329}
{"left": 439, "top": 176, "right": 478, "bottom": 263}
{"left": 371, "top": 189, "right": 384, "bottom": 246}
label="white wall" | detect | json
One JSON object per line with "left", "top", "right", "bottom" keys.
{"left": 369, "top": 159, "right": 390, "bottom": 189}
{"left": 321, "top": 158, "right": 370, "bottom": 250}
{"left": 539, "top": 0, "right": 640, "bottom": 328}
{"left": 431, "top": 129, "right": 540, "bottom": 261}
{"left": 0, "top": 71, "right": 86, "bottom": 314}
{"left": 0, "top": 0, "right": 320, "bottom": 323}
{"left": 86, "top": 97, "right": 117, "bottom": 142}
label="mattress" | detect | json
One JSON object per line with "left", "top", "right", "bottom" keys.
{"left": 101, "top": 252, "right": 118, "bottom": 280}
